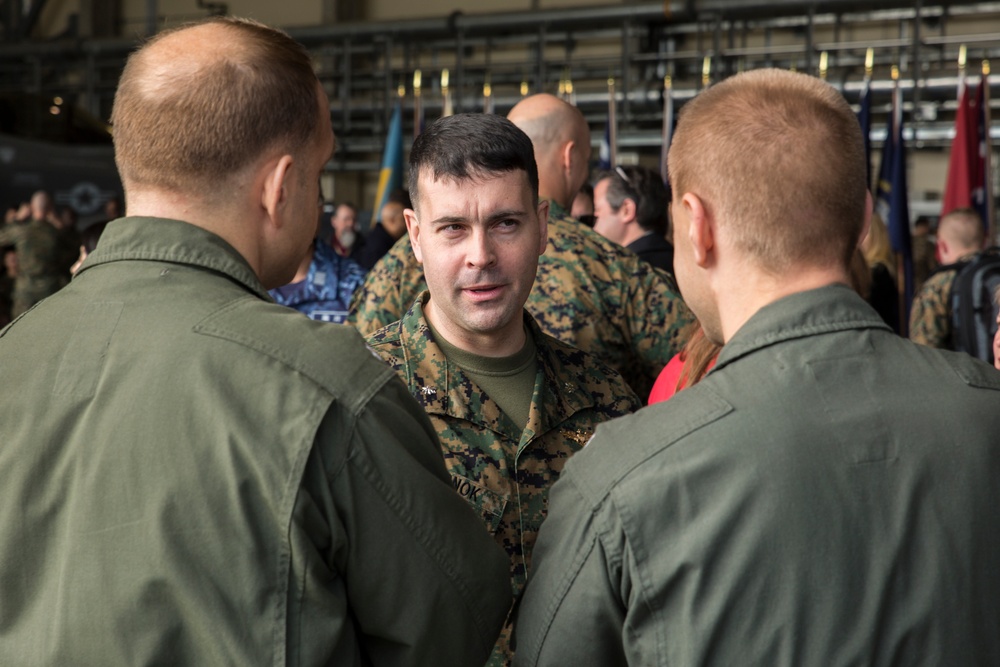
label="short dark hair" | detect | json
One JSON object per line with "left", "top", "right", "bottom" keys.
{"left": 599, "top": 166, "right": 669, "bottom": 236}
{"left": 407, "top": 114, "right": 538, "bottom": 210}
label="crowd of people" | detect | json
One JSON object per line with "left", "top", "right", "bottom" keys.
{"left": 1, "top": 15, "right": 999, "bottom": 667}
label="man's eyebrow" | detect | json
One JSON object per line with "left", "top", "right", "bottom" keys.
{"left": 484, "top": 209, "right": 529, "bottom": 223}
{"left": 430, "top": 215, "right": 469, "bottom": 225}
{"left": 429, "top": 209, "right": 530, "bottom": 226}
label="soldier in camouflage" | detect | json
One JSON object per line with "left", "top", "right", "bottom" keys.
{"left": 0, "top": 191, "right": 70, "bottom": 317}
{"left": 909, "top": 208, "right": 985, "bottom": 348}
{"left": 366, "top": 113, "right": 641, "bottom": 666}
{"left": 351, "top": 93, "right": 694, "bottom": 400}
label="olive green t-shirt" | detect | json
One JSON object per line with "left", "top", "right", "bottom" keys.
{"left": 430, "top": 322, "right": 538, "bottom": 431}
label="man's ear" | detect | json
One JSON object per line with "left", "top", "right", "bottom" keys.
{"left": 536, "top": 199, "right": 550, "bottom": 255}
{"left": 404, "top": 207, "right": 423, "bottom": 263}
{"left": 619, "top": 197, "right": 638, "bottom": 225}
{"left": 260, "top": 154, "right": 295, "bottom": 228}
{"left": 561, "top": 140, "right": 576, "bottom": 176}
{"left": 683, "top": 192, "right": 713, "bottom": 268}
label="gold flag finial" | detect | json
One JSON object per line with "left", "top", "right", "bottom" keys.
{"left": 984, "top": 59, "right": 991, "bottom": 77}
{"left": 891, "top": 65, "right": 899, "bottom": 82}
{"left": 664, "top": 75, "right": 672, "bottom": 90}
{"left": 819, "top": 51, "right": 828, "bottom": 80}
{"left": 441, "top": 68, "right": 450, "bottom": 91}
{"left": 413, "top": 69, "right": 422, "bottom": 96}
{"left": 865, "top": 47, "right": 873, "bottom": 78}
{"left": 520, "top": 79, "right": 529, "bottom": 97}
{"left": 959, "top": 44, "right": 968, "bottom": 71}
{"left": 702, "top": 56, "right": 711, "bottom": 87}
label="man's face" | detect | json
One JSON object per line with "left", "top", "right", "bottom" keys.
{"left": 409, "top": 169, "right": 548, "bottom": 353}
{"left": 3, "top": 249, "right": 17, "bottom": 276}
{"left": 380, "top": 202, "right": 406, "bottom": 238}
{"left": 592, "top": 178, "right": 625, "bottom": 245}
{"left": 30, "top": 193, "right": 51, "bottom": 221}
{"left": 331, "top": 205, "right": 356, "bottom": 236}
{"left": 994, "top": 310, "right": 1000, "bottom": 371}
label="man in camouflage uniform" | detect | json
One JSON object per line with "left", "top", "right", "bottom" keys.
{"left": 351, "top": 93, "right": 694, "bottom": 400}
{"left": 909, "top": 208, "right": 985, "bottom": 348}
{"left": 367, "top": 113, "right": 640, "bottom": 666}
{"left": 0, "top": 191, "right": 69, "bottom": 316}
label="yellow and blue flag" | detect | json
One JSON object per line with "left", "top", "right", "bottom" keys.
{"left": 372, "top": 104, "right": 403, "bottom": 223}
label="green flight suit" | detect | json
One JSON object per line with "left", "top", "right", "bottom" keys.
{"left": 367, "top": 293, "right": 641, "bottom": 666}
{"left": 515, "top": 285, "right": 1000, "bottom": 666}
{"left": 351, "top": 202, "right": 694, "bottom": 399}
{"left": 0, "top": 217, "right": 511, "bottom": 666}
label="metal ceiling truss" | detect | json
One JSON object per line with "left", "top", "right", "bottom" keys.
{"left": 2, "top": 0, "right": 1000, "bottom": 171}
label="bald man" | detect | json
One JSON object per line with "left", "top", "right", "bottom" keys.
{"left": 351, "top": 93, "right": 694, "bottom": 399}
{"left": 910, "top": 207, "right": 987, "bottom": 348}
{"left": 0, "top": 17, "right": 510, "bottom": 665}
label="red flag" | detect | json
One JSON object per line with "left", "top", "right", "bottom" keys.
{"left": 942, "top": 81, "right": 978, "bottom": 216}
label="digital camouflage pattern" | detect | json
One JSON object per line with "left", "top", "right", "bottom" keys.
{"left": 367, "top": 293, "right": 641, "bottom": 666}
{"left": 0, "top": 219, "right": 71, "bottom": 316}
{"left": 909, "top": 265, "right": 960, "bottom": 348}
{"left": 350, "top": 202, "right": 695, "bottom": 399}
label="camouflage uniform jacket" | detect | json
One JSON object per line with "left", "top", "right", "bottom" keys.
{"left": 351, "top": 201, "right": 694, "bottom": 399}
{"left": 367, "top": 293, "right": 640, "bottom": 664}
{"left": 0, "top": 219, "right": 66, "bottom": 315}
{"left": 909, "top": 253, "right": 975, "bottom": 348}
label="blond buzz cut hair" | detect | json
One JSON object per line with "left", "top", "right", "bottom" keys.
{"left": 668, "top": 68, "right": 868, "bottom": 273}
{"left": 938, "top": 208, "right": 986, "bottom": 253}
{"left": 111, "top": 17, "right": 321, "bottom": 197}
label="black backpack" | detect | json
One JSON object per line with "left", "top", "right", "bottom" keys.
{"left": 949, "top": 246, "right": 1000, "bottom": 364}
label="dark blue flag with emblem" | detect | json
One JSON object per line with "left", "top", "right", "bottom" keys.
{"left": 875, "top": 78, "right": 913, "bottom": 333}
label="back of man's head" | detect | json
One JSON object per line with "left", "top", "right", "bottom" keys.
{"left": 669, "top": 68, "right": 867, "bottom": 273}
{"left": 407, "top": 113, "right": 538, "bottom": 211}
{"left": 600, "top": 166, "right": 669, "bottom": 236}
{"left": 112, "top": 17, "right": 320, "bottom": 200}
{"left": 507, "top": 94, "right": 590, "bottom": 202}
{"left": 938, "top": 208, "right": 985, "bottom": 263}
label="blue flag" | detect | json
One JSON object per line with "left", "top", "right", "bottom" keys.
{"left": 857, "top": 79, "right": 872, "bottom": 189}
{"left": 875, "top": 85, "right": 913, "bottom": 332}
{"left": 372, "top": 104, "right": 403, "bottom": 223}
{"left": 597, "top": 123, "right": 613, "bottom": 171}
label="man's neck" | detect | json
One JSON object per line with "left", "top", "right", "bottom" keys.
{"left": 424, "top": 298, "right": 528, "bottom": 358}
{"left": 716, "top": 263, "right": 853, "bottom": 343}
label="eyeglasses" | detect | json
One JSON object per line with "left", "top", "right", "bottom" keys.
{"left": 614, "top": 165, "right": 635, "bottom": 189}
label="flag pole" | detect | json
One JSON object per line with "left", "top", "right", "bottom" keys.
{"left": 608, "top": 75, "right": 617, "bottom": 169}
{"left": 413, "top": 69, "right": 423, "bottom": 140}
{"left": 984, "top": 59, "right": 995, "bottom": 244}
{"left": 483, "top": 72, "right": 494, "bottom": 114}
{"left": 660, "top": 75, "right": 673, "bottom": 186}
{"left": 441, "top": 68, "right": 453, "bottom": 118}
{"left": 891, "top": 64, "right": 907, "bottom": 334}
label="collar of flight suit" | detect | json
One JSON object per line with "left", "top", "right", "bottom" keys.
{"left": 713, "top": 283, "right": 892, "bottom": 374}
{"left": 76, "top": 217, "right": 271, "bottom": 302}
